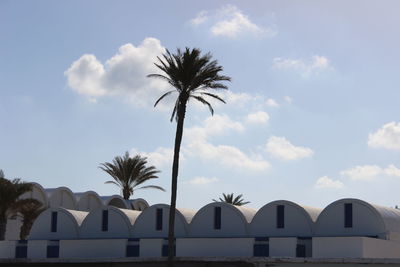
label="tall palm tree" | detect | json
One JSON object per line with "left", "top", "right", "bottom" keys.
{"left": 0, "top": 170, "right": 33, "bottom": 240}
{"left": 99, "top": 152, "right": 164, "bottom": 200}
{"left": 213, "top": 193, "right": 250, "bottom": 206}
{"left": 148, "top": 48, "right": 230, "bottom": 263}
{"left": 10, "top": 199, "right": 45, "bottom": 240}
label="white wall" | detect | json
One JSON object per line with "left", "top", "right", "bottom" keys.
{"left": 362, "top": 237, "right": 400, "bottom": 258}
{"left": 250, "top": 202, "right": 314, "bottom": 237}
{"left": 133, "top": 205, "right": 187, "bottom": 238}
{"left": 176, "top": 238, "right": 253, "bottom": 257}
{"left": 29, "top": 209, "right": 80, "bottom": 240}
{"left": 60, "top": 239, "right": 127, "bottom": 258}
{"left": 27, "top": 240, "right": 48, "bottom": 259}
{"left": 139, "top": 238, "right": 163, "bottom": 257}
{"left": 189, "top": 204, "right": 248, "bottom": 237}
{"left": 0, "top": 241, "right": 15, "bottom": 259}
{"left": 315, "top": 200, "right": 384, "bottom": 238}
{"left": 48, "top": 189, "right": 76, "bottom": 209}
{"left": 313, "top": 237, "right": 364, "bottom": 258}
{"left": 5, "top": 218, "right": 22, "bottom": 240}
{"left": 269, "top": 237, "right": 297, "bottom": 257}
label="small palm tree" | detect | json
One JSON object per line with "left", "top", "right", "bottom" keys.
{"left": 99, "top": 152, "right": 164, "bottom": 200}
{"left": 0, "top": 170, "right": 33, "bottom": 240}
{"left": 213, "top": 193, "right": 250, "bottom": 206}
{"left": 148, "top": 47, "right": 230, "bottom": 263}
{"left": 10, "top": 199, "right": 45, "bottom": 240}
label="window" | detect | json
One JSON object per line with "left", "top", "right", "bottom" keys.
{"left": 102, "top": 210, "right": 108, "bottom": 231}
{"left": 214, "top": 207, "right": 221, "bottom": 229}
{"left": 162, "top": 244, "right": 175, "bottom": 257}
{"left": 296, "top": 244, "right": 306, "bottom": 257}
{"left": 51, "top": 212, "right": 57, "bottom": 232}
{"left": 156, "top": 208, "right": 163, "bottom": 231}
{"left": 253, "top": 244, "right": 269, "bottom": 257}
{"left": 47, "top": 246, "right": 59, "bottom": 258}
{"left": 277, "top": 205, "right": 284, "bottom": 228}
{"left": 344, "top": 203, "right": 353, "bottom": 228}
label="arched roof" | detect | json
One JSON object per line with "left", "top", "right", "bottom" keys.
{"left": 250, "top": 200, "right": 321, "bottom": 237}
{"left": 80, "top": 206, "right": 141, "bottom": 239}
{"left": 189, "top": 202, "right": 256, "bottom": 237}
{"left": 128, "top": 198, "right": 150, "bottom": 211}
{"left": 191, "top": 202, "right": 256, "bottom": 226}
{"left": 45, "top": 186, "right": 77, "bottom": 209}
{"left": 29, "top": 207, "right": 88, "bottom": 240}
{"left": 75, "top": 191, "right": 103, "bottom": 211}
{"left": 315, "top": 198, "right": 400, "bottom": 237}
{"left": 133, "top": 204, "right": 195, "bottom": 238}
{"left": 99, "top": 195, "right": 129, "bottom": 209}
{"left": 20, "top": 182, "right": 48, "bottom": 206}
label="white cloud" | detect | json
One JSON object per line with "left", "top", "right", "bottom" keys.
{"left": 130, "top": 147, "right": 174, "bottom": 167}
{"left": 284, "top": 96, "right": 293, "bottom": 104}
{"left": 266, "top": 98, "right": 279, "bottom": 107}
{"left": 266, "top": 136, "right": 313, "bottom": 160}
{"left": 187, "top": 176, "right": 218, "bottom": 185}
{"left": 184, "top": 114, "right": 244, "bottom": 142}
{"left": 314, "top": 176, "right": 344, "bottom": 189}
{"left": 273, "top": 55, "right": 331, "bottom": 77}
{"left": 190, "top": 5, "right": 276, "bottom": 39}
{"left": 340, "top": 164, "right": 400, "bottom": 181}
{"left": 190, "top": 11, "right": 208, "bottom": 25}
{"left": 65, "top": 38, "right": 169, "bottom": 107}
{"left": 368, "top": 122, "right": 400, "bottom": 150}
{"left": 187, "top": 141, "right": 270, "bottom": 171}
{"left": 385, "top": 164, "right": 400, "bottom": 177}
{"left": 246, "top": 111, "right": 270, "bottom": 124}
{"left": 183, "top": 114, "right": 270, "bottom": 172}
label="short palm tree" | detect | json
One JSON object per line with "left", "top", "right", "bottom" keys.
{"left": 148, "top": 47, "right": 230, "bottom": 263}
{"left": 0, "top": 170, "right": 33, "bottom": 240}
{"left": 99, "top": 152, "right": 164, "bottom": 200}
{"left": 213, "top": 193, "right": 250, "bottom": 206}
{"left": 10, "top": 199, "right": 45, "bottom": 240}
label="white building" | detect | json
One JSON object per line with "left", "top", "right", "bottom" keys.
{"left": 3, "top": 183, "right": 400, "bottom": 260}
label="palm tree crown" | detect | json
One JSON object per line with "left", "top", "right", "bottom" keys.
{"left": 99, "top": 152, "right": 164, "bottom": 200}
{"left": 10, "top": 199, "right": 45, "bottom": 240}
{"left": 149, "top": 47, "right": 231, "bottom": 120}
{"left": 213, "top": 193, "right": 250, "bottom": 206}
{"left": 0, "top": 170, "right": 33, "bottom": 240}
{"left": 148, "top": 47, "right": 230, "bottom": 264}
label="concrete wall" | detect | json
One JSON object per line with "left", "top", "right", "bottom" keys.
{"left": 60, "top": 239, "right": 127, "bottom": 258}
{"left": 0, "top": 241, "right": 16, "bottom": 259}
{"left": 139, "top": 239, "right": 163, "bottom": 257}
{"left": 27, "top": 240, "right": 48, "bottom": 259}
{"left": 313, "top": 237, "right": 365, "bottom": 258}
{"left": 250, "top": 201, "right": 314, "bottom": 237}
{"left": 269, "top": 237, "right": 297, "bottom": 257}
{"left": 176, "top": 238, "right": 253, "bottom": 257}
{"left": 189, "top": 203, "right": 248, "bottom": 237}
{"left": 5, "top": 217, "right": 22, "bottom": 240}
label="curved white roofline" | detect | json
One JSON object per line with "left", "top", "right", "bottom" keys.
{"left": 74, "top": 190, "right": 101, "bottom": 202}
{"left": 45, "top": 186, "right": 77, "bottom": 209}
{"left": 133, "top": 203, "right": 195, "bottom": 233}
{"left": 315, "top": 198, "right": 400, "bottom": 234}
{"left": 253, "top": 200, "right": 322, "bottom": 224}
{"left": 128, "top": 198, "right": 150, "bottom": 210}
{"left": 191, "top": 202, "right": 256, "bottom": 226}
{"left": 25, "top": 182, "right": 48, "bottom": 206}
{"left": 99, "top": 194, "right": 129, "bottom": 209}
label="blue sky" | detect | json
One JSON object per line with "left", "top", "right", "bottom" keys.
{"left": 1, "top": 0, "right": 400, "bottom": 210}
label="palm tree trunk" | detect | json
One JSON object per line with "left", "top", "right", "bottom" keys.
{"left": 167, "top": 101, "right": 187, "bottom": 266}
{"left": 0, "top": 215, "right": 7, "bottom": 240}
